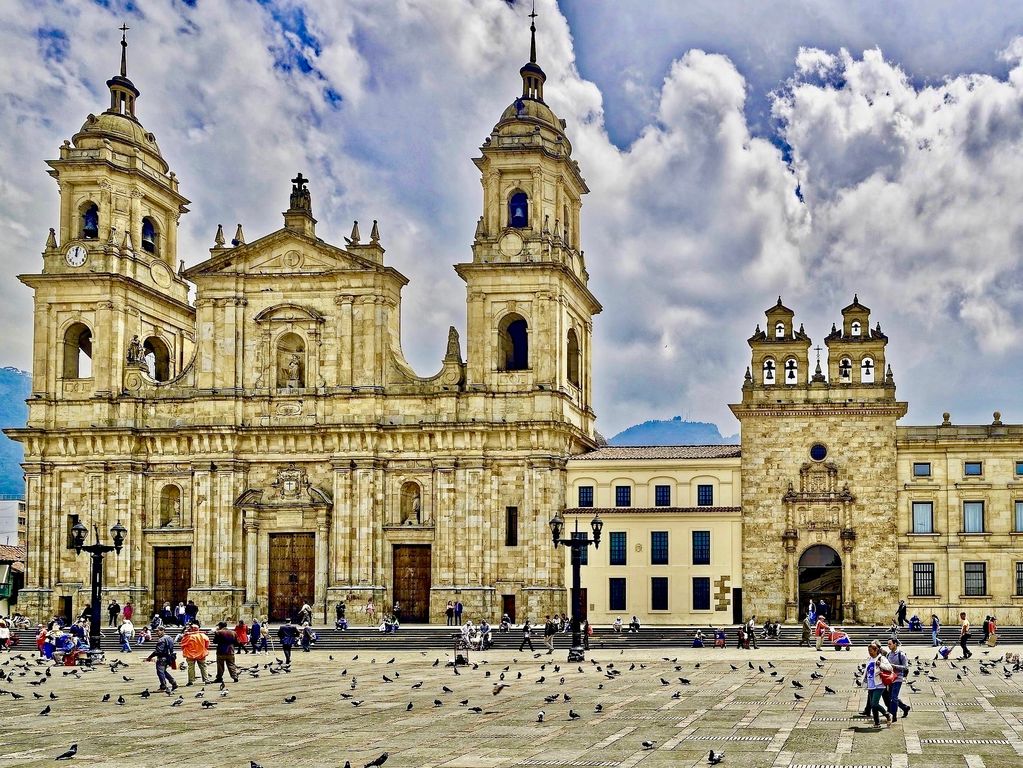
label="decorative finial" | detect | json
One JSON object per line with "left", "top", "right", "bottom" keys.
{"left": 993, "top": 411, "right": 1003, "bottom": 425}
{"left": 744, "top": 366, "right": 752, "bottom": 383}
{"left": 942, "top": 411, "right": 951, "bottom": 425}
{"left": 812, "top": 346, "right": 825, "bottom": 382}
{"left": 529, "top": 0, "right": 538, "bottom": 64}
{"left": 289, "top": 173, "right": 312, "bottom": 213}
{"left": 119, "top": 23, "right": 130, "bottom": 78}
{"left": 831, "top": 322, "right": 837, "bottom": 334}
{"left": 853, "top": 293, "right": 859, "bottom": 304}
{"left": 121, "top": 230, "right": 134, "bottom": 254}
{"left": 346, "top": 221, "right": 360, "bottom": 246}
{"left": 213, "top": 224, "right": 225, "bottom": 248}
{"left": 45, "top": 228, "right": 57, "bottom": 250}
{"left": 231, "top": 224, "right": 245, "bottom": 247}
{"left": 777, "top": 295, "right": 783, "bottom": 306}
{"left": 474, "top": 216, "right": 486, "bottom": 240}
{"left": 370, "top": 220, "right": 380, "bottom": 243}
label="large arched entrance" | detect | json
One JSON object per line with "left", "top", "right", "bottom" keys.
{"left": 798, "top": 545, "right": 843, "bottom": 621}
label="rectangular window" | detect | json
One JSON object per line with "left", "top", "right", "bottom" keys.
{"left": 692, "top": 530, "right": 711, "bottom": 565}
{"left": 505, "top": 506, "right": 518, "bottom": 546}
{"left": 692, "top": 577, "right": 711, "bottom": 611}
{"left": 609, "top": 531, "right": 627, "bottom": 566}
{"left": 697, "top": 484, "right": 714, "bottom": 506}
{"left": 572, "top": 531, "right": 588, "bottom": 565}
{"left": 1017, "top": 562, "right": 1023, "bottom": 596}
{"left": 651, "top": 577, "right": 669, "bottom": 611}
{"left": 654, "top": 485, "right": 671, "bottom": 507}
{"left": 912, "top": 501, "right": 934, "bottom": 534}
{"left": 609, "top": 577, "right": 627, "bottom": 611}
{"left": 1016, "top": 501, "right": 1023, "bottom": 533}
{"left": 615, "top": 486, "right": 632, "bottom": 507}
{"left": 1017, "top": 461, "right": 1023, "bottom": 477}
{"left": 963, "top": 501, "right": 985, "bottom": 533}
{"left": 964, "top": 562, "right": 987, "bottom": 596}
{"left": 577, "top": 485, "right": 594, "bottom": 508}
{"left": 650, "top": 531, "right": 669, "bottom": 565}
{"left": 65, "top": 514, "right": 79, "bottom": 550}
{"left": 912, "top": 462, "right": 932, "bottom": 477}
{"left": 912, "top": 562, "right": 935, "bottom": 596}
{"left": 964, "top": 461, "right": 983, "bottom": 476}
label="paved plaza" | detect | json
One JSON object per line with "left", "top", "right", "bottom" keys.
{"left": 3, "top": 642, "right": 1023, "bottom": 767}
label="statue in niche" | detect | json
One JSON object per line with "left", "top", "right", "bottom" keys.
{"left": 400, "top": 483, "right": 422, "bottom": 525}
{"left": 127, "top": 335, "right": 144, "bottom": 365}
{"left": 278, "top": 350, "right": 304, "bottom": 389}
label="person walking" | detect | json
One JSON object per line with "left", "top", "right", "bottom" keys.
{"left": 250, "top": 618, "right": 264, "bottom": 654}
{"left": 180, "top": 622, "right": 211, "bottom": 686}
{"left": 885, "top": 637, "right": 911, "bottom": 721}
{"left": 118, "top": 617, "right": 135, "bottom": 653}
{"left": 980, "top": 615, "right": 991, "bottom": 645}
{"left": 543, "top": 615, "right": 556, "bottom": 654}
{"left": 144, "top": 626, "right": 178, "bottom": 693}
{"left": 896, "top": 599, "right": 908, "bottom": 628}
{"left": 814, "top": 615, "right": 828, "bottom": 652}
{"left": 300, "top": 623, "right": 315, "bottom": 652}
{"left": 799, "top": 617, "right": 811, "bottom": 647}
{"left": 212, "top": 621, "right": 240, "bottom": 683}
{"left": 987, "top": 616, "right": 998, "bottom": 647}
{"left": 930, "top": 614, "right": 941, "bottom": 647}
{"left": 746, "top": 615, "right": 759, "bottom": 650}
{"left": 454, "top": 600, "right": 463, "bottom": 625}
{"left": 518, "top": 618, "right": 535, "bottom": 652}
{"left": 863, "top": 640, "right": 892, "bottom": 728}
{"left": 959, "top": 612, "right": 973, "bottom": 659}
{"left": 107, "top": 600, "right": 120, "bottom": 627}
{"left": 234, "top": 620, "right": 249, "bottom": 653}
{"left": 175, "top": 602, "right": 187, "bottom": 627}
{"left": 445, "top": 601, "right": 454, "bottom": 626}
{"left": 278, "top": 618, "right": 299, "bottom": 664}
{"left": 298, "top": 603, "right": 312, "bottom": 626}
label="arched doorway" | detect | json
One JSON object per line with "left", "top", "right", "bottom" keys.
{"left": 798, "top": 544, "right": 842, "bottom": 621}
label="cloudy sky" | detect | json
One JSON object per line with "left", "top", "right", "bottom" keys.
{"left": 3, "top": 0, "right": 1023, "bottom": 436}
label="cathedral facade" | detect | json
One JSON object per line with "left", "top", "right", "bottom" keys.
{"left": 10, "top": 27, "right": 599, "bottom": 624}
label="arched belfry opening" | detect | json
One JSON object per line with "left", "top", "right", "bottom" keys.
{"left": 143, "top": 336, "right": 171, "bottom": 382}
{"left": 508, "top": 191, "right": 529, "bottom": 229}
{"left": 80, "top": 202, "right": 99, "bottom": 240}
{"left": 498, "top": 314, "right": 529, "bottom": 371}
{"left": 62, "top": 323, "right": 93, "bottom": 379}
{"left": 566, "top": 328, "right": 580, "bottom": 387}
{"left": 798, "top": 545, "right": 843, "bottom": 621}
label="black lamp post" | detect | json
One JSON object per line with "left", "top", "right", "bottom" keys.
{"left": 71, "top": 520, "right": 127, "bottom": 651}
{"left": 549, "top": 512, "right": 602, "bottom": 662}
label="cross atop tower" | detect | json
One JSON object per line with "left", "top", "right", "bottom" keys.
{"left": 119, "top": 23, "right": 130, "bottom": 77}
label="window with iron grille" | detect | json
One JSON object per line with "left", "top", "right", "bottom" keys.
{"left": 609, "top": 531, "right": 627, "bottom": 566}
{"left": 651, "top": 577, "right": 668, "bottom": 611}
{"left": 650, "top": 531, "right": 668, "bottom": 565}
{"left": 692, "top": 577, "right": 711, "bottom": 610}
{"left": 654, "top": 485, "right": 671, "bottom": 507}
{"left": 692, "top": 530, "right": 710, "bottom": 565}
{"left": 1016, "top": 562, "right": 1023, "bottom": 596}
{"left": 615, "top": 486, "right": 632, "bottom": 507}
{"left": 578, "top": 485, "right": 593, "bottom": 508}
{"left": 697, "top": 484, "right": 714, "bottom": 506}
{"left": 964, "top": 562, "right": 987, "bottom": 596}
{"left": 572, "top": 531, "right": 588, "bottom": 565}
{"left": 912, "top": 562, "right": 935, "bottom": 596}
{"left": 912, "top": 501, "right": 934, "bottom": 534}
{"left": 609, "top": 578, "right": 626, "bottom": 611}
{"left": 963, "top": 501, "right": 985, "bottom": 533}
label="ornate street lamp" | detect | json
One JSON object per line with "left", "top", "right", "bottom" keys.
{"left": 72, "top": 520, "right": 127, "bottom": 651}
{"left": 550, "top": 512, "right": 601, "bottom": 662}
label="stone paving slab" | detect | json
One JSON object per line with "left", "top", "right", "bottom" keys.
{"left": 2, "top": 645, "right": 1023, "bottom": 767}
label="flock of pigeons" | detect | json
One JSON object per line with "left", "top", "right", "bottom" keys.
{"left": 2, "top": 642, "right": 1016, "bottom": 765}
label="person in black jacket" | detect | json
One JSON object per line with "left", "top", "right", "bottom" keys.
{"left": 277, "top": 619, "right": 299, "bottom": 664}
{"left": 518, "top": 618, "right": 534, "bottom": 652}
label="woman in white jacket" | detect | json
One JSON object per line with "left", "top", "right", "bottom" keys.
{"left": 863, "top": 640, "right": 892, "bottom": 727}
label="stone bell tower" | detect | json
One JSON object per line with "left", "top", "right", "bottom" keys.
{"left": 730, "top": 297, "right": 907, "bottom": 624}
{"left": 455, "top": 9, "right": 601, "bottom": 437}
{"left": 23, "top": 26, "right": 194, "bottom": 408}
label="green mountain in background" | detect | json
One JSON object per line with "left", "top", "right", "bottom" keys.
{"left": 609, "top": 415, "right": 739, "bottom": 446}
{"left": 0, "top": 367, "right": 30, "bottom": 497}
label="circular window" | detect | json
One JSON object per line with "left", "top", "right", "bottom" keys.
{"left": 809, "top": 443, "right": 828, "bottom": 462}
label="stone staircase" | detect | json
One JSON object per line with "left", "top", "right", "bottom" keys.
{"left": 95, "top": 624, "right": 1023, "bottom": 652}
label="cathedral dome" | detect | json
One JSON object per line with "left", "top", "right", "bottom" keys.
{"left": 73, "top": 111, "right": 166, "bottom": 167}
{"left": 497, "top": 97, "right": 563, "bottom": 132}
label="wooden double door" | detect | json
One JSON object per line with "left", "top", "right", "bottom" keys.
{"left": 153, "top": 547, "right": 192, "bottom": 616}
{"left": 268, "top": 533, "right": 316, "bottom": 622}
{"left": 393, "top": 545, "right": 431, "bottom": 623}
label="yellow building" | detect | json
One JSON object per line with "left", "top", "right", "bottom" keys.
{"left": 8, "top": 23, "right": 601, "bottom": 625}
{"left": 564, "top": 446, "right": 743, "bottom": 626}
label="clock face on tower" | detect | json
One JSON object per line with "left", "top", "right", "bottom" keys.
{"left": 64, "top": 245, "right": 88, "bottom": 267}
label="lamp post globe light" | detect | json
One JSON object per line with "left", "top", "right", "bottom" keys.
{"left": 550, "top": 512, "right": 602, "bottom": 662}
{"left": 71, "top": 520, "right": 127, "bottom": 651}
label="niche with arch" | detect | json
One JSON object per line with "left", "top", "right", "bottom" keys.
{"left": 851, "top": 320, "right": 862, "bottom": 337}
{"left": 143, "top": 336, "right": 171, "bottom": 382}
{"left": 762, "top": 357, "right": 776, "bottom": 384}
{"left": 62, "top": 323, "right": 93, "bottom": 379}
{"left": 276, "top": 332, "right": 306, "bottom": 389}
{"left": 774, "top": 321, "right": 786, "bottom": 339}
{"left": 784, "top": 357, "right": 798, "bottom": 385}
{"left": 498, "top": 313, "right": 529, "bottom": 371}
{"left": 80, "top": 202, "right": 99, "bottom": 240}
{"left": 141, "top": 216, "right": 159, "bottom": 255}
{"left": 860, "top": 356, "right": 875, "bottom": 384}
{"left": 566, "top": 328, "right": 580, "bottom": 387}
{"left": 159, "top": 484, "right": 182, "bottom": 527}
{"left": 400, "top": 481, "right": 423, "bottom": 525}
{"left": 508, "top": 191, "right": 529, "bottom": 229}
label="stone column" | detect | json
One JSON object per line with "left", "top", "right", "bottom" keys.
{"left": 243, "top": 511, "right": 259, "bottom": 604}
{"left": 782, "top": 522, "right": 798, "bottom": 623}
{"left": 315, "top": 509, "right": 329, "bottom": 620}
{"left": 841, "top": 528, "right": 856, "bottom": 621}
{"left": 335, "top": 295, "right": 354, "bottom": 387}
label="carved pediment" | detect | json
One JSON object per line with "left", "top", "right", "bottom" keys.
{"left": 783, "top": 462, "right": 855, "bottom": 503}
{"left": 234, "top": 464, "right": 332, "bottom": 509}
{"left": 253, "top": 303, "right": 326, "bottom": 325}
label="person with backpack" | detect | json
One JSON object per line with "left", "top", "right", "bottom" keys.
{"left": 278, "top": 618, "right": 299, "bottom": 664}
{"left": 518, "top": 618, "right": 535, "bottom": 652}
{"left": 884, "top": 637, "right": 911, "bottom": 721}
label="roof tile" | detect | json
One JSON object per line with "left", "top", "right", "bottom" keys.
{"left": 571, "top": 445, "right": 741, "bottom": 461}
